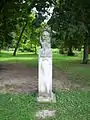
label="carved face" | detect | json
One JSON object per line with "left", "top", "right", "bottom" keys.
{"left": 42, "top": 31, "right": 50, "bottom": 42}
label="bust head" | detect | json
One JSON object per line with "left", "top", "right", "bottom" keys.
{"left": 40, "top": 27, "right": 51, "bottom": 49}
{"left": 42, "top": 30, "right": 50, "bottom": 41}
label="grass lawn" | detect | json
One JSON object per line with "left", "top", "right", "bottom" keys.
{"left": 53, "top": 53, "right": 90, "bottom": 88}
{"left": 0, "top": 91, "right": 89, "bottom": 120}
{"left": 0, "top": 50, "right": 90, "bottom": 120}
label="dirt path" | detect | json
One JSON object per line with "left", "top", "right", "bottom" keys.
{"left": 0, "top": 63, "right": 80, "bottom": 93}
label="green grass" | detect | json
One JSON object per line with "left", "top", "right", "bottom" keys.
{"left": 0, "top": 50, "right": 90, "bottom": 119}
{"left": 0, "top": 51, "right": 38, "bottom": 67}
{"left": 0, "top": 91, "right": 89, "bottom": 120}
{"left": 53, "top": 53, "right": 90, "bottom": 87}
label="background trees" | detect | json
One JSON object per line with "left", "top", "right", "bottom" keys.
{"left": 0, "top": 0, "right": 54, "bottom": 55}
{"left": 0, "top": 0, "right": 90, "bottom": 63}
{"left": 48, "top": 0, "right": 90, "bottom": 63}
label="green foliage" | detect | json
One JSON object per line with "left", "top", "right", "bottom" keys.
{"left": 0, "top": 0, "right": 53, "bottom": 51}
{"left": 0, "top": 0, "right": 29, "bottom": 48}
{"left": 19, "top": 40, "right": 35, "bottom": 52}
{"left": 48, "top": 0, "right": 90, "bottom": 53}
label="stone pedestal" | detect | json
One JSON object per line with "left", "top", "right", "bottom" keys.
{"left": 37, "top": 92, "right": 56, "bottom": 103}
{"left": 37, "top": 48, "right": 56, "bottom": 103}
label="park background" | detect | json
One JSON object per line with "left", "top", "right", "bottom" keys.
{"left": 0, "top": 0, "right": 90, "bottom": 120}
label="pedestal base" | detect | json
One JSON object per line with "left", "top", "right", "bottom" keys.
{"left": 36, "top": 110, "right": 56, "bottom": 119}
{"left": 37, "top": 92, "right": 56, "bottom": 103}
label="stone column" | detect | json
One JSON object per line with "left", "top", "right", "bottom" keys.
{"left": 37, "top": 45, "right": 56, "bottom": 103}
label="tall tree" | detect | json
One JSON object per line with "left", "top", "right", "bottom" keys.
{"left": 48, "top": 0, "right": 90, "bottom": 63}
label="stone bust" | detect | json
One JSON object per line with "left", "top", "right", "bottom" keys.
{"left": 40, "top": 30, "right": 51, "bottom": 48}
{"left": 40, "top": 30, "right": 52, "bottom": 57}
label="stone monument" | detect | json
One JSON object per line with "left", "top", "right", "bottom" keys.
{"left": 37, "top": 28, "right": 56, "bottom": 103}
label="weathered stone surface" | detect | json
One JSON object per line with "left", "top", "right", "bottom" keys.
{"left": 38, "top": 56, "right": 52, "bottom": 96}
{"left": 38, "top": 28, "right": 56, "bottom": 103}
{"left": 36, "top": 110, "right": 56, "bottom": 119}
{"left": 37, "top": 92, "right": 56, "bottom": 103}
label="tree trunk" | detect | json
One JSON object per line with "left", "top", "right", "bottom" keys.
{"left": 67, "top": 45, "right": 75, "bottom": 56}
{"left": 13, "top": 21, "right": 27, "bottom": 56}
{"left": 83, "top": 39, "right": 88, "bottom": 64}
{"left": 35, "top": 46, "right": 37, "bottom": 54}
{"left": 34, "top": 39, "right": 37, "bottom": 54}
{"left": 88, "top": 45, "right": 90, "bottom": 54}
{"left": 0, "top": 1, "right": 6, "bottom": 13}
{"left": 59, "top": 48, "right": 64, "bottom": 54}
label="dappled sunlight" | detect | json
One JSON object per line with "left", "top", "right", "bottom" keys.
{"left": 0, "top": 57, "right": 37, "bottom": 62}
{"left": 0, "top": 51, "right": 37, "bottom": 62}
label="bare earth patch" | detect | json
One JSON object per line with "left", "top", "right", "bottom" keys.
{"left": 0, "top": 63, "right": 86, "bottom": 93}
